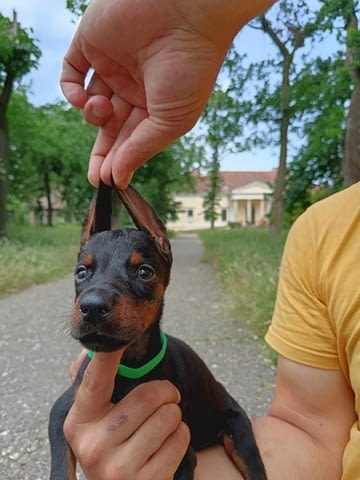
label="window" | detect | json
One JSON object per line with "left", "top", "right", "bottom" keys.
{"left": 221, "top": 208, "right": 227, "bottom": 222}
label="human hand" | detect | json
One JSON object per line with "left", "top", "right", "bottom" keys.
{"left": 64, "top": 351, "right": 190, "bottom": 480}
{"left": 61, "top": 0, "right": 273, "bottom": 188}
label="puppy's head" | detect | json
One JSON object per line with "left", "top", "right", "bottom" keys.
{"left": 71, "top": 183, "right": 172, "bottom": 352}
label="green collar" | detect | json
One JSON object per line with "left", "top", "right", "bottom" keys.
{"left": 87, "top": 330, "right": 167, "bottom": 379}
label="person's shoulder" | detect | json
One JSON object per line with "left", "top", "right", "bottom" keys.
{"left": 293, "top": 182, "right": 360, "bottom": 231}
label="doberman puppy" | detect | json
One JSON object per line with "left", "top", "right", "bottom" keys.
{"left": 49, "top": 182, "right": 267, "bottom": 480}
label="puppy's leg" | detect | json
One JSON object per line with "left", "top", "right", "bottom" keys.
{"left": 223, "top": 396, "right": 267, "bottom": 480}
{"left": 49, "top": 387, "right": 77, "bottom": 480}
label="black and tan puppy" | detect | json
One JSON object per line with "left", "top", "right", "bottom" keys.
{"left": 49, "top": 182, "right": 267, "bottom": 480}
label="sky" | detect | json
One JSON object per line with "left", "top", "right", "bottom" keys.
{"left": 0, "top": 0, "right": 327, "bottom": 172}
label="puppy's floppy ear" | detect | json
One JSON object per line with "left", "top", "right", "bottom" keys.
{"left": 114, "top": 184, "right": 172, "bottom": 266}
{"left": 80, "top": 181, "right": 113, "bottom": 248}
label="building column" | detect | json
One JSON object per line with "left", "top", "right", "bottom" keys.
{"left": 246, "top": 200, "right": 252, "bottom": 224}
{"left": 259, "top": 197, "right": 265, "bottom": 222}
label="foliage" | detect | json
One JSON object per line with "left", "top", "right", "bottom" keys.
{"left": 218, "top": 0, "right": 358, "bottom": 226}
{"left": 0, "top": 12, "right": 41, "bottom": 82}
{"left": 7, "top": 93, "right": 96, "bottom": 224}
{"left": 7, "top": 90, "right": 202, "bottom": 225}
{"left": 200, "top": 51, "right": 248, "bottom": 227}
{"left": 242, "top": 1, "right": 317, "bottom": 234}
{"left": 66, "top": 0, "right": 88, "bottom": 16}
{"left": 285, "top": 55, "right": 350, "bottom": 221}
{"left": 310, "top": 0, "right": 360, "bottom": 186}
{"left": 0, "top": 11, "right": 41, "bottom": 237}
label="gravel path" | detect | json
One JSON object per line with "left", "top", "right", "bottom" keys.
{"left": 0, "top": 233, "right": 275, "bottom": 480}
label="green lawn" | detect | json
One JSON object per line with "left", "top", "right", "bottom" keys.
{"left": 199, "top": 228, "right": 287, "bottom": 339}
{"left": 0, "top": 223, "right": 80, "bottom": 296}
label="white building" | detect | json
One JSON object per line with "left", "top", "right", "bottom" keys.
{"left": 166, "top": 170, "right": 277, "bottom": 231}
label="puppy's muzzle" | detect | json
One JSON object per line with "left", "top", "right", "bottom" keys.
{"left": 79, "top": 293, "right": 113, "bottom": 325}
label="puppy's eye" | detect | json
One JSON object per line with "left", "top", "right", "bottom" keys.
{"left": 137, "top": 264, "right": 155, "bottom": 281}
{"left": 75, "top": 265, "right": 88, "bottom": 281}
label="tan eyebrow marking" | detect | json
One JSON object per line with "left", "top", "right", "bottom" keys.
{"left": 82, "top": 253, "right": 94, "bottom": 266}
{"left": 129, "top": 252, "right": 144, "bottom": 265}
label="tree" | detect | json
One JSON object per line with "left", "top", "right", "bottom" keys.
{"left": 0, "top": 12, "right": 40, "bottom": 236}
{"left": 8, "top": 96, "right": 96, "bottom": 225}
{"left": 343, "top": 5, "right": 360, "bottom": 185}
{"left": 201, "top": 89, "right": 242, "bottom": 228}
{"left": 284, "top": 55, "right": 350, "bottom": 221}
{"left": 283, "top": 0, "right": 359, "bottom": 221}
{"left": 313, "top": 0, "right": 360, "bottom": 185}
{"left": 200, "top": 50, "right": 248, "bottom": 228}
{"left": 244, "top": 0, "right": 312, "bottom": 234}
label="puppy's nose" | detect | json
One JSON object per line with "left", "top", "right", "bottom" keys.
{"left": 79, "top": 294, "right": 112, "bottom": 324}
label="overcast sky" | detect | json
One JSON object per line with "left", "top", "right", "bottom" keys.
{"left": 2, "top": 0, "right": 325, "bottom": 172}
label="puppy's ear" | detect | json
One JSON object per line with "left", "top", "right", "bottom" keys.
{"left": 114, "top": 184, "right": 172, "bottom": 266}
{"left": 80, "top": 181, "right": 113, "bottom": 248}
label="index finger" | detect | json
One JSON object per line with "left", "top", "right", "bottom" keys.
{"left": 69, "top": 350, "right": 124, "bottom": 424}
{"left": 60, "top": 47, "right": 91, "bottom": 108}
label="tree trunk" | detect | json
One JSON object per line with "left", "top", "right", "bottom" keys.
{"left": 0, "top": 71, "right": 15, "bottom": 238}
{"left": 44, "top": 171, "right": 53, "bottom": 227}
{"left": 269, "top": 53, "right": 292, "bottom": 235}
{"left": 209, "top": 153, "right": 220, "bottom": 229}
{"left": 343, "top": 9, "right": 360, "bottom": 186}
{"left": 258, "top": 14, "right": 301, "bottom": 235}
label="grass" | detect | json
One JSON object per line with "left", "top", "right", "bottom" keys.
{"left": 199, "top": 228, "right": 287, "bottom": 340}
{"left": 0, "top": 223, "right": 80, "bottom": 296}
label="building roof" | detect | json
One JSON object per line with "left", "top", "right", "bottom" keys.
{"left": 191, "top": 170, "right": 277, "bottom": 194}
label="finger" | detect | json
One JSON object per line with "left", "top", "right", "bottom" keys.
{"left": 69, "top": 349, "right": 88, "bottom": 382}
{"left": 99, "top": 106, "right": 148, "bottom": 185}
{"left": 68, "top": 350, "right": 124, "bottom": 424}
{"left": 139, "top": 422, "right": 190, "bottom": 480}
{"left": 109, "top": 116, "right": 187, "bottom": 189}
{"left": 83, "top": 95, "right": 114, "bottom": 127}
{"left": 60, "top": 50, "right": 91, "bottom": 108}
{"left": 120, "top": 402, "right": 183, "bottom": 470}
{"left": 98, "top": 381, "right": 181, "bottom": 443}
{"left": 87, "top": 96, "right": 133, "bottom": 186}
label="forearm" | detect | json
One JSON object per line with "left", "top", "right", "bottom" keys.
{"left": 196, "top": 414, "right": 343, "bottom": 480}
{"left": 252, "top": 415, "right": 343, "bottom": 480}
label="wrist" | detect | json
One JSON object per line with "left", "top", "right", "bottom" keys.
{"left": 177, "top": 0, "right": 275, "bottom": 48}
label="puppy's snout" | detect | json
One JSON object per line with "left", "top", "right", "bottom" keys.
{"left": 79, "top": 294, "right": 112, "bottom": 324}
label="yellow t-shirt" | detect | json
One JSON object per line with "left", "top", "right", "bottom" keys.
{"left": 265, "top": 182, "right": 360, "bottom": 479}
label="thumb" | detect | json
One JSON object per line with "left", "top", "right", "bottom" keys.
{"left": 69, "top": 349, "right": 124, "bottom": 424}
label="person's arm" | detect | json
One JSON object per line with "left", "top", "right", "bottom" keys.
{"left": 252, "top": 356, "right": 355, "bottom": 480}
{"left": 60, "top": 0, "right": 275, "bottom": 188}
